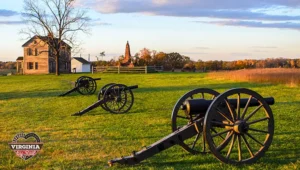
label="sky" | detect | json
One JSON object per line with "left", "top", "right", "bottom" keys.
{"left": 0, "top": 0, "right": 300, "bottom": 62}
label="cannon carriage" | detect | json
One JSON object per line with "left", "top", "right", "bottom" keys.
{"left": 59, "top": 76, "right": 101, "bottom": 96}
{"left": 72, "top": 84, "right": 138, "bottom": 116}
{"left": 109, "top": 88, "right": 274, "bottom": 165}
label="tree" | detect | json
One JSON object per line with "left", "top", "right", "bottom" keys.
{"left": 100, "top": 51, "right": 105, "bottom": 60}
{"left": 153, "top": 52, "right": 166, "bottom": 66}
{"left": 22, "top": 0, "right": 90, "bottom": 75}
{"left": 166, "top": 52, "right": 184, "bottom": 71}
{"left": 139, "top": 48, "right": 152, "bottom": 65}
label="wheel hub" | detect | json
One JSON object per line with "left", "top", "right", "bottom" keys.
{"left": 233, "top": 120, "right": 249, "bottom": 134}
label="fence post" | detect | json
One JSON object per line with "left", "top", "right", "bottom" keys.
{"left": 145, "top": 66, "right": 147, "bottom": 74}
{"left": 118, "top": 66, "right": 120, "bottom": 74}
{"left": 92, "top": 66, "right": 94, "bottom": 74}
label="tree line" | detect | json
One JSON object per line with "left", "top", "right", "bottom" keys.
{"left": 92, "top": 48, "right": 300, "bottom": 71}
{"left": 0, "top": 62, "right": 16, "bottom": 69}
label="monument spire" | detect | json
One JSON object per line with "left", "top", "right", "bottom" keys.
{"left": 120, "top": 41, "right": 134, "bottom": 67}
{"left": 125, "top": 41, "right": 131, "bottom": 60}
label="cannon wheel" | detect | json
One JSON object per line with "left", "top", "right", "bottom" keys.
{"left": 204, "top": 88, "right": 274, "bottom": 164}
{"left": 76, "top": 76, "right": 97, "bottom": 95}
{"left": 75, "top": 76, "right": 87, "bottom": 87}
{"left": 171, "top": 88, "right": 220, "bottom": 154}
{"left": 103, "top": 84, "right": 134, "bottom": 114}
{"left": 98, "top": 83, "right": 116, "bottom": 111}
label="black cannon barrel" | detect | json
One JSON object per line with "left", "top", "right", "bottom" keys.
{"left": 127, "top": 85, "right": 138, "bottom": 90}
{"left": 93, "top": 78, "right": 101, "bottom": 81}
{"left": 104, "top": 85, "right": 138, "bottom": 93}
{"left": 183, "top": 97, "right": 274, "bottom": 115}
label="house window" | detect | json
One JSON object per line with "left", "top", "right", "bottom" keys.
{"left": 35, "top": 62, "right": 38, "bottom": 70}
{"left": 27, "top": 62, "right": 34, "bottom": 70}
{"left": 35, "top": 48, "right": 38, "bottom": 56}
{"left": 65, "top": 62, "right": 68, "bottom": 70}
{"left": 27, "top": 48, "right": 33, "bottom": 56}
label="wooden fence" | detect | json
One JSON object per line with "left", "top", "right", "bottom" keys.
{"left": 92, "top": 66, "right": 163, "bottom": 74}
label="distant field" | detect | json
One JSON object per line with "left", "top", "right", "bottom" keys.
{"left": 0, "top": 73, "right": 299, "bottom": 169}
{"left": 209, "top": 68, "right": 300, "bottom": 87}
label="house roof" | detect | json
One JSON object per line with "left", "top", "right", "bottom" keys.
{"left": 16, "top": 57, "right": 23, "bottom": 61}
{"left": 72, "top": 57, "right": 90, "bottom": 64}
{"left": 22, "top": 35, "right": 71, "bottom": 48}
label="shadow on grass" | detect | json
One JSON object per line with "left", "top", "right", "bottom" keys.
{"left": 0, "top": 89, "right": 85, "bottom": 100}
{"left": 1, "top": 81, "right": 273, "bottom": 101}
{"left": 134, "top": 82, "right": 273, "bottom": 93}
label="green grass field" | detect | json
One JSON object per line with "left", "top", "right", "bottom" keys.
{"left": 0, "top": 73, "right": 299, "bottom": 169}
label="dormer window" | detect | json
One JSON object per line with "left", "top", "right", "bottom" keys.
{"left": 35, "top": 48, "right": 38, "bottom": 56}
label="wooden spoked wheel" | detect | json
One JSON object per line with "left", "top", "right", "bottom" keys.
{"left": 103, "top": 84, "right": 134, "bottom": 114}
{"left": 77, "top": 76, "right": 97, "bottom": 95}
{"left": 171, "top": 88, "right": 219, "bottom": 154}
{"left": 98, "top": 83, "right": 116, "bottom": 111}
{"left": 204, "top": 88, "right": 274, "bottom": 164}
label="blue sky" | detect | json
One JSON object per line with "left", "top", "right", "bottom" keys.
{"left": 0, "top": 0, "right": 300, "bottom": 61}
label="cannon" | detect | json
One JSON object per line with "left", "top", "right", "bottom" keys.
{"left": 72, "top": 84, "right": 138, "bottom": 116}
{"left": 59, "top": 76, "right": 101, "bottom": 96}
{"left": 108, "top": 88, "right": 275, "bottom": 165}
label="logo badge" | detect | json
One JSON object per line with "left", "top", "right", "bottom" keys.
{"left": 8, "top": 132, "right": 43, "bottom": 160}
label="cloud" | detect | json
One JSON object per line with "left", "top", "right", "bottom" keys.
{"left": 76, "top": 0, "right": 300, "bottom": 30}
{"left": 0, "top": 21, "right": 26, "bottom": 25}
{"left": 78, "top": 0, "right": 300, "bottom": 20}
{"left": 0, "top": 9, "right": 19, "bottom": 17}
{"left": 198, "top": 20, "right": 300, "bottom": 30}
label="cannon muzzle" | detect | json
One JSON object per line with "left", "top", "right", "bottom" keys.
{"left": 183, "top": 97, "right": 274, "bottom": 115}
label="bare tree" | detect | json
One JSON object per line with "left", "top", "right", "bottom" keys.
{"left": 21, "top": 0, "right": 90, "bottom": 75}
{"left": 100, "top": 51, "right": 105, "bottom": 60}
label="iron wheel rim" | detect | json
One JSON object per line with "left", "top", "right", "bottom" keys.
{"left": 204, "top": 88, "right": 274, "bottom": 164}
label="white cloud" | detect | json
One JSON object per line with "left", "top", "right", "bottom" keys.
{"left": 76, "top": 0, "right": 300, "bottom": 29}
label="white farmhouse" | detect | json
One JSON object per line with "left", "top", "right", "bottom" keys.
{"left": 71, "top": 57, "right": 91, "bottom": 73}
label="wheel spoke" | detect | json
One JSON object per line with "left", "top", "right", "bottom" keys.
{"left": 247, "top": 117, "right": 269, "bottom": 125}
{"left": 241, "top": 95, "right": 252, "bottom": 119}
{"left": 211, "top": 121, "right": 233, "bottom": 127}
{"left": 237, "top": 135, "right": 242, "bottom": 161}
{"left": 224, "top": 99, "right": 236, "bottom": 121}
{"left": 241, "top": 134, "right": 254, "bottom": 158}
{"left": 244, "top": 105, "right": 263, "bottom": 121}
{"left": 245, "top": 132, "right": 264, "bottom": 146}
{"left": 215, "top": 107, "right": 234, "bottom": 124}
{"left": 211, "top": 129, "right": 231, "bottom": 138}
{"left": 191, "top": 133, "right": 201, "bottom": 149}
{"left": 226, "top": 133, "right": 236, "bottom": 159}
{"left": 211, "top": 127, "right": 225, "bottom": 140}
{"left": 216, "top": 131, "right": 233, "bottom": 152}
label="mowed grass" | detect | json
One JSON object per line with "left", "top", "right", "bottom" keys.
{"left": 0, "top": 72, "right": 299, "bottom": 170}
